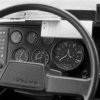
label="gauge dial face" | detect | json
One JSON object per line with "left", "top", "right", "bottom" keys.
{"left": 31, "top": 49, "right": 49, "bottom": 65}
{"left": 27, "top": 32, "right": 38, "bottom": 44}
{"left": 53, "top": 41, "right": 84, "bottom": 71}
{"left": 43, "top": 37, "right": 54, "bottom": 45}
{"left": 14, "top": 48, "right": 29, "bottom": 62}
{"left": 11, "top": 31, "right": 22, "bottom": 43}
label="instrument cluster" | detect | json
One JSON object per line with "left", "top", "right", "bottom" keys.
{"left": 7, "top": 25, "right": 90, "bottom": 78}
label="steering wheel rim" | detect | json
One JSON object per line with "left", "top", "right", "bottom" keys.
{"left": 0, "top": 4, "right": 99, "bottom": 100}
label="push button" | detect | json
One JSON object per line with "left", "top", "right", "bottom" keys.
{"left": 0, "top": 37, "right": 5, "bottom": 44}
{"left": 0, "top": 46, "right": 4, "bottom": 50}
{"left": 0, "top": 53, "right": 4, "bottom": 59}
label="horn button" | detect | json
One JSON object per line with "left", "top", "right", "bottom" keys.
{"left": 0, "top": 61, "right": 45, "bottom": 91}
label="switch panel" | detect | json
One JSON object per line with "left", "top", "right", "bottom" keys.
{"left": 0, "top": 27, "right": 8, "bottom": 70}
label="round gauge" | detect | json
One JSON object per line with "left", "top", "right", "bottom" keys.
{"left": 31, "top": 49, "right": 49, "bottom": 65}
{"left": 53, "top": 41, "right": 84, "bottom": 71}
{"left": 27, "top": 31, "right": 38, "bottom": 44}
{"left": 13, "top": 48, "right": 29, "bottom": 62}
{"left": 11, "top": 31, "right": 22, "bottom": 43}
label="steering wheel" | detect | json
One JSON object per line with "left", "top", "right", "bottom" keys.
{"left": 0, "top": 4, "right": 99, "bottom": 100}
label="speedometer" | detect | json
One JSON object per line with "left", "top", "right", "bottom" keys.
{"left": 53, "top": 41, "right": 84, "bottom": 71}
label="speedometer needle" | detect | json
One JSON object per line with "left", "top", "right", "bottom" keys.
{"left": 59, "top": 54, "right": 67, "bottom": 61}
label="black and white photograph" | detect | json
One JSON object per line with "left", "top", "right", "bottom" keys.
{"left": 0, "top": 0, "right": 99, "bottom": 100}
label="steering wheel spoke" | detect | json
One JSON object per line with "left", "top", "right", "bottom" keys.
{"left": 46, "top": 74, "right": 91, "bottom": 99}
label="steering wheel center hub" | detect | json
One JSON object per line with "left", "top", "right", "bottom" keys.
{"left": 0, "top": 61, "right": 45, "bottom": 90}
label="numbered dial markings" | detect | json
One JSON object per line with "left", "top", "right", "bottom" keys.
{"left": 13, "top": 48, "right": 29, "bottom": 62}
{"left": 53, "top": 41, "right": 84, "bottom": 71}
{"left": 31, "top": 49, "right": 49, "bottom": 65}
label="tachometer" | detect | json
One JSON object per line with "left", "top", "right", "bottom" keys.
{"left": 13, "top": 48, "right": 29, "bottom": 62}
{"left": 53, "top": 41, "right": 84, "bottom": 71}
{"left": 31, "top": 49, "right": 49, "bottom": 65}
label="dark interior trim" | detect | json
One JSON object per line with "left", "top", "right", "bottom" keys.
{"left": 67, "top": 10, "right": 96, "bottom": 21}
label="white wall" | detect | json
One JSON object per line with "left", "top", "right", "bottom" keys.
{"left": 0, "top": 0, "right": 98, "bottom": 10}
